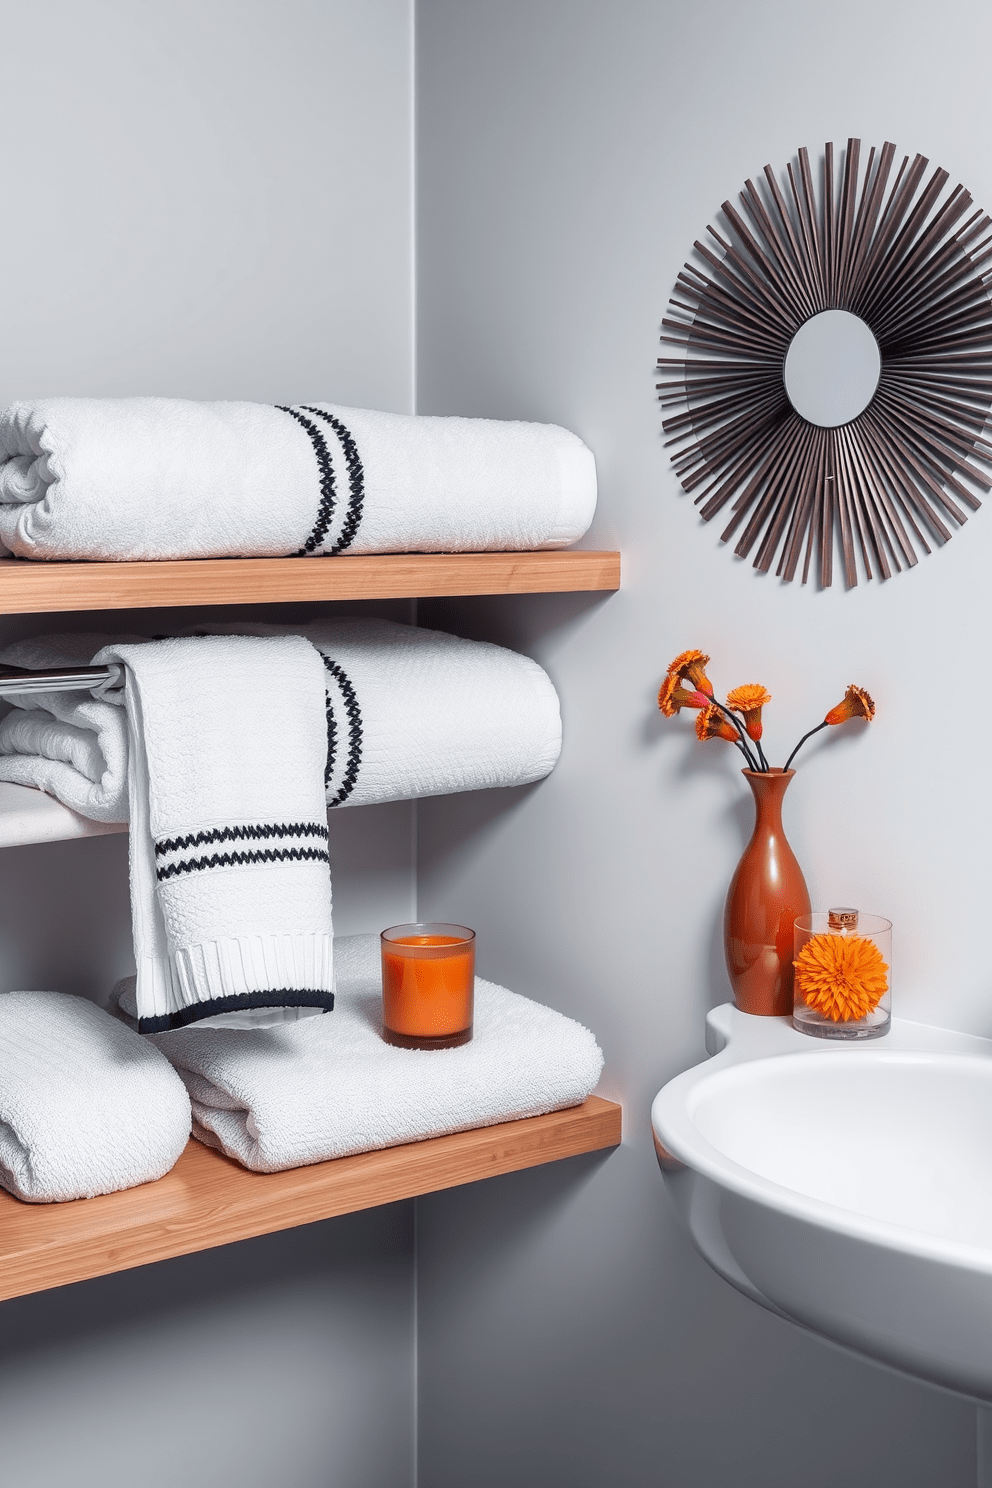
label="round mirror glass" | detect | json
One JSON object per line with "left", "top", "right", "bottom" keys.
{"left": 783, "top": 310, "right": 881, "bottom": 427}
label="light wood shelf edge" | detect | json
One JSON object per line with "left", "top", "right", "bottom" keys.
{"left": 0, "top": 1097, "right": 621, "bottom": 1301}
{"left": 0, "top": 550, "right": 621, "bottom": 615}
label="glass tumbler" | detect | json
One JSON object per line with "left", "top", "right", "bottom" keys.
{"left": 793, "top": 908, "right": 892, "bottom": 1040}
{"left": 380, "top": 923, "right": 475, "bottom": 1050}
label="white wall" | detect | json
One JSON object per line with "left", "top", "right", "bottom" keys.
{"left": 0, "top": 5, "right": 417, "bottom": 1486}
{"left": 415, "top": 2, "right": 988, "bottom": 1483}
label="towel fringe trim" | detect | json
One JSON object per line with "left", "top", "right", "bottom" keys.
{"left": 137, "top": 932, "right": 334, "bottom": 1025}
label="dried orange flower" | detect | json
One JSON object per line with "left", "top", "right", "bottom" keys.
{"left": 794, "top": 933, "right": 889, "bottom": 1022}
{"left": 726, "top": 683, "right": 772, "bottom": 741}
{"left": 666, "top": 649, "right": 714, "bottom": 697}
{"left": 695, "top": 705, "right": 739, "bottom": 745}
{"left": 825, "top": 685, "right": 875, "bottom": 726}
{"left": 658, "top": 672, "right": 709, "bottom": 717}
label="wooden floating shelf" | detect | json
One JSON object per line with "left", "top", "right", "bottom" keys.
{"left": 0, "top": 550, "right": 620, "bottom": 615}
{"left": 0, "top": 1097, "right": 621, "bottom": 1301}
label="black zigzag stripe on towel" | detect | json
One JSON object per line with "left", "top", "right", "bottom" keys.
{"left": 321, "top": 656, "right": 363, "bottom": 807}
{"left": 323, "top": 661, "right": 338, "bottom": 790}
{"left": 276, "top": 405, "right": 338, "bottom": 555}
{"left": 138, "top": 988, "right": 335, "bottom": 1034}
{"left": 155, "top": 821, "right": 329, "bottom": 857}
{"left": 157, "top": 845, "right": 331, "bottom": 882}
{"left": 301, "top": 407, "right": 365, "bottom": 553}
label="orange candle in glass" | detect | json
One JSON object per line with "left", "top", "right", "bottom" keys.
{"left": 380, "top": 922, "right": 475, "bottom": 1050}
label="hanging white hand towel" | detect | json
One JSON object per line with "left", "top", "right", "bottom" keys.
{"left": 0, "top": 398, "right": 597, "bottom": 561}
{"left": 93, "top": 634, "right": 335, "bottom": 1032}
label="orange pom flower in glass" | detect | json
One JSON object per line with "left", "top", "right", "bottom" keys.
{"left": 726, "top": 683, "right": 771, "bottom": 742}
{"left": 825, "top": 684, "right": 875, "bottom": 726}
{"left": 794, "top": 933, "right": 889, "bottom": 1022}
{"left": 665, "top": 649, "right": 714, "bottom": 697}
{"left": 695, "top": 705, "right": 740, "bottom": 745}
{"left": 658, "top": 672, "right": 710, "bottom": 717}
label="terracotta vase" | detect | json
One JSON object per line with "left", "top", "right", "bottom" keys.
{"left": 724, "top": 768, "right": 810, "bottom": 1017}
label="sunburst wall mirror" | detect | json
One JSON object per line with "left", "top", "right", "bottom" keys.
{"left": 659, "top": 139, "right": 992, "bottom": 587}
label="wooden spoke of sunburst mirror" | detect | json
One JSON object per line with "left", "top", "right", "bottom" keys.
{"left": 659, "top": 139, "right": 992, "bottom": 587}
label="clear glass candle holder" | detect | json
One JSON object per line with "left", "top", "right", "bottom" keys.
{"left": 793, "top": 909, "right": 892, "bottom": 1041}
{"left": 380, "top": 923, "right": 475, "bottom": 1050}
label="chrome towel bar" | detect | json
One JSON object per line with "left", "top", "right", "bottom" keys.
{"left": 0, "top": 664, "right": 123, "bottom": 698}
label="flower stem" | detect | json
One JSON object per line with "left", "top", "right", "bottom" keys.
{"left": 709, "top": 697, "right": 760, "bottom": 770}
{"left": 784, "top": 720, "right": 829, "bottom": 773}
{"left": 756, "top": 738, "right": 770, "bottom": 771}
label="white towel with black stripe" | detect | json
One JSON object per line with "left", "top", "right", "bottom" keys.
{"left": 93, "top": 634, "right": 335, "bottom": 1032}
{"left": 0, "top": 398, "right": 597, "bottom": 561}
{"left": 133, "top": 933, "right": 604, "bottom": 1174}
{"left": 0, "top": 620, "right": 561, "bottom": 821}
{"left": 211, "top": 618, "right": 562, "bottom": 809}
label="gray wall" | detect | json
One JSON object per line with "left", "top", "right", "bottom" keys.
{"left": 0, "top": 5, "right": 417, "bottom": 1486}
{"left": 415, "top": 2, "right": 987, "bottom": 1484}
{"left": 6, "top": 3, "right": 992, "bottom": 1486}
{"left": 0, "top": 0, "right": 414, "bottom": 411}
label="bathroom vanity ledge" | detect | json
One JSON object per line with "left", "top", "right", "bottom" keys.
{"left": 0, "top": 1096, "right": 622, "bottom": 1301}
{"left": 0, "top": 550, "right": 621, "bottom": 614}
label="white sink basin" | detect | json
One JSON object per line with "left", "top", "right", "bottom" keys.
{"left": 652, "top": 1006, "right": 992, "bottom": 1401}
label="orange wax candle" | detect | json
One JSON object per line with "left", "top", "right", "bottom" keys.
{"left": 380, "top": 923, "right": 475, "bottom": 1050}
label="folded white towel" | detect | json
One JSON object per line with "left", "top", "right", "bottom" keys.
{"left": 0, "top": 620, "right": 561, "bottom": 820}
{"left": 137, "top": 933, "right": 603, "bottom": 1174}
{"left": 0, "top": 990, "right": 190, "bottom": 1202}
{"left": 95, "top": 634, "right": 335, "bottom": 1033}
{"left": 0, "top": 398, "right": 597, "bottom": 561}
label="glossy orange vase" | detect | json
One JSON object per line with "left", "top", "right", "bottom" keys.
{"left": 724, "top": 768, "right": 810, "bottom": 1016}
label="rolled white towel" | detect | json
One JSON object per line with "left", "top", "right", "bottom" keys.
{"left": 0, "top": 990, "right": 191, "bottom": 1202}
{"left": 0, "top": 398, "right": 597, "bottom": 561}
{"left": 212, "top": 618, "right": 562, "bottom": 808}
{"left": 0, "top": 620, "right": 562, "bottom": 820}
{"left": 0, "top": 630, "right": 138, "bottom": 821}
{"left": 94, "top": 634, "right": 335, "bottom": 1033}
{"left": 140, "top": 933, "right": 604, "bottom": 1174}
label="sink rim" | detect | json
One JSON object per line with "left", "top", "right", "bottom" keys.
{"left": 652, "top": 1035, "right": 992, "bottom": 1278}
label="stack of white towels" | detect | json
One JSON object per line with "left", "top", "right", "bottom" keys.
{"left": 0, "top": 397, "right": 605, "bottom": 1203}
{"left": 0, "top": 618, "right": 604, "bottom": 1201}
{"left": 0, "top": 948, "right": 603, "bottom": 1201}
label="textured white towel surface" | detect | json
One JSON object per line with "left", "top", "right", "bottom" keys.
{"left": 0, "top": 620, "right": 561, "bottom": 820}
{"left": 94, "top": 635, "right": 335, "bottom": 1032}
{"left": 141, "top": 934, "right": 603, "bottom": 1174}
{"left": 0, "top": 991, "right": 190, "bottom": 1203}
{"left": 212, "top": 618, "right": 562, "bottom": 808}
{"left": 0, "top": 398, "right": 597, "bottom": 561}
